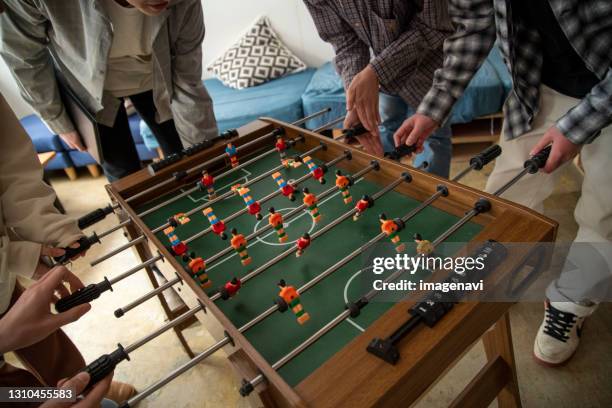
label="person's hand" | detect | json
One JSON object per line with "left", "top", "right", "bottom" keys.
{"left": 393, "top": 113, "right": 439, "bottom": 154}
{"left": 0, "top": 266, "right": 90, "bottom": 353}
{"left": 530, "top": 126, "right": 581, "bottom": 173}
{"left": 41, "top": 371, "right": 114, "bottom": 408}
{"left": 346, "top": 65, "right": 381, "bottom": 138}
{"left": 34, "top": 242, "right": 84, "bottom": 280}
{"left": 60, "top": 131, "right": 86, "bottom": 152}
{"left": 344, "top": 110, "right": 384, "bottom": 157}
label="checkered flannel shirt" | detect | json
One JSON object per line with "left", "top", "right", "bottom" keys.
{"left": 304, "top": 0, "right": 453, "bottom": 108}
{"left": 417, "top": 0, "right": 612, "bottom": 144}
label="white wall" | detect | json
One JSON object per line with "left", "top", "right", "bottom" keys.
{"left": 0, "top": 0, "right": 334, "bottom": 118}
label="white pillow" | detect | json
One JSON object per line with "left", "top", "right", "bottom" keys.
{"left": 208, "top": 16, "right": 307, "bottom": 89}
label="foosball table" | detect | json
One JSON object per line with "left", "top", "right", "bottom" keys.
{"left": 61, "top": 110, "right": 557, "bottom": 408}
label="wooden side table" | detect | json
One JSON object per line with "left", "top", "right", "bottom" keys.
{"left": 38, "top": 152, "right": 66, "bottom": 214}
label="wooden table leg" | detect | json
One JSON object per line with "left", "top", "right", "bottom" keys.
{"left": 482, "top": 311, "right": 522, "bottom": 408}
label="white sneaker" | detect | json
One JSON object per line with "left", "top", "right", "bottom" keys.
{"left": 533, "top": 300, "right": 596, "bottom": 366}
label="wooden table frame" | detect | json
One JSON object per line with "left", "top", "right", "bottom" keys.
{"left": 106, "top": 118, "right": 557, "bottom": 408}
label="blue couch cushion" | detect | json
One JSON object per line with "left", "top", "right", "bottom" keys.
{"left": 45, "top": 151, "right": 74, "bottom": 171}
{"left": 20, "top": 115, "right": 65, "bottom": 152}
{"left": 301, "top": 63, "right": 347, "bottom": 130}
{"left": 205, "top": 68, "right": 316, "bottom": 132}
{"left": 67, "top": 150, "right": 97, "bottom": 167}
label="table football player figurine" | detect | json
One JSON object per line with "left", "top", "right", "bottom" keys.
{"left": 268, "top": 207, "right": 288, "bottom": 243}
{"left": 276, "top": 135, "right": 288, "bottom": 166}
{"left": 379, "top": 213, "right": 406, "bottom": 253}
{"left": 220, "top": 277, "right": 242, "bottom": 300}
{"left": 163, "top": 225, "right": 188, "bottom": 256}
{"left": 296, "top": 232, "right": 311, "bottom": 257}
{"left": 277, "top": 279, "right": 310, "bottom": 325}
{"left": 302, "top": 156, "right": 325, "bottom": 184}
{"left": 354, "top": 195, "right": 374, "bottom": 221}
{"left": 168, "top": 212, "right": 190, "bottom": 227}
{"left": 335, "top": 170, "right": 352, "bottom": 204}
{"left": 230, "top": 228, "right": 252, "bottom": 266}
{"left": 202, "top": 207, "right": 227, "bottom": 240}
{"left": 225, "top": 143, "right": 239, "bottom": 168}
{"left": 198, "top": 170, "right": 216, "bottom": 199}
{"left": 272, "top": 172, "right": 296, "bottom": 201}
{"left": 238, "top": 187, "right": 262, "bottom": 220}
{"left": 414, "top": 233, "right": 434, "bottom": 256}
{"left": 302, "top": 188, "right": 321, "bottom": 223}
{"left": 183, "top": 252, "right": 211, "bottom": 289}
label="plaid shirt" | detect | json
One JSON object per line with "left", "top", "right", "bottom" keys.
{"left": 304, "top": 0, "right": 453, "bottom": 108}
{"left": 417, "top": 0, "right": 612, "bottom": 144}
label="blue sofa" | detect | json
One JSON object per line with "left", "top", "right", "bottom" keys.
{"left": 302, "top": 45, "right": 511, "bottom": 130}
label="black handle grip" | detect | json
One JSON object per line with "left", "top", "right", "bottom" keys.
{"left": 78, "top": 205, "right": 114, "bottom": 229}
{"left": 55, "top": 278, "right": 112, "bottom": 313}
{"left": 182, "top": 140, "right": 214, "bottom": 156}
{"left": 524, "top": 145, "right": 552, "bottom": 173}
{"left": 385, "top": 144, "right": 417, "bottom": 161}
{"left": 53, "top": 233, "right": 100, "bottom": 264}
{"left": 342, "top": 124, "right": 368, "bottom": 142}
{"left": 84, "top": 345, "right": 129, "bottom": 389}
{"left": 470, "top": 144, "right": 502, "bottom": 170}
{"left": 147, "top": 153, "right": 183, "bottom": 175}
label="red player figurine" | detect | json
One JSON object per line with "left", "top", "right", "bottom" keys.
{"left": 198, "top": 170, "right": 216, "bottom": 199}
{"left": 353, "top": 195, "right": 374, "bottom": 221}
{"left": 220, "top": 277, "right": 242, "bottom": 300}
{"left": 225, "top": 143, "right": 239, "bottom": 168}
{"left": 203, "top": 207, "right": 227, "bottom": 240}
{"left": 272, "top": 172, "right": 296, "bottom": 201}
{"left": 275, "top": 135, "right": 288, "bottom": 166}
{"left": 295, "top": 232, "right": 311, "bottom": 257}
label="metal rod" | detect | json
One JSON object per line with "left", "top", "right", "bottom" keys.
{"left": 108, "top": 255, "right": 164, "bottom": 285}
{"left": 115, "top": 275, "right": 182, "bottom": 317}
{"left": 293, "top": 107, "right": 332, "bottom": 126}
{"left": 89, "top": 236, "right": 147, "bottom": 267}
{"left": 123, "top": 336, "right": 232, "bottom": 407}
{"left": 150, "top": 144, "right": 325, "bottom": 234}
{"left": 138, "top": 145, "right": 282, "bottom": 218}
{"left": 127, "top": 109, "right": 331, "bottom": 205}
{"left": 97, "top": 219, "right": 132, "bottom": 240}
{"left": 313, "top": 116, "right": 345, "bottom": 133}
{"left": 124, "top": 305, "right": 202, "bottom": 354}
{"left": 494, "top": 167, "right": 530, "bottom": 197}
{"left": 209, "top": 173, "right": 406, "bottom": 302}
{"left": 451, "top": 164, "right": 474, "bottom": 182}
{"left": 205, "top": 163, "right": 377, "bottom": 266}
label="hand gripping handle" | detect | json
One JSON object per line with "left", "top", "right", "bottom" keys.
{"left": 77, "top": 205, "right": 114, "bottom": 229}
{"left": 55, "top": 277, "right": 112, "bottom": 312}
{"left": 53, "top": 233, "right": 100, "bottom": 264}
{"left": 524, "top": 145, "right": 552, "bottom": 173}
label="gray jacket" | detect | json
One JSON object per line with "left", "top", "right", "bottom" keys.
{"left": 0, "top": 0, "right": 218, "bottom": 146}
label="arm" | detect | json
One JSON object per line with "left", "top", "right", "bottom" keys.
{"left": 557, "top": 68, "right": 612, "bottom": 144}
{"left": 169, "top": 0, "right": 218, "bottom": 146}
{"left": 0, "top": 95, "right": 82, "bottom": 258}
{"left": 416, "top": 0, "right": 496, "bottom": 125}
{"left": 370, "top": 0, "right": 452, "bottom": 87}
{"left": 303, "top": 0, "right": 371, "bottom": 90}
{"left": 0, "top": 0, "right": 75, "bottom": 134}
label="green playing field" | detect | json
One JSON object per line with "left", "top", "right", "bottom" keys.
{"left": 138, "top": 149, "right": 482, "bottom": 387}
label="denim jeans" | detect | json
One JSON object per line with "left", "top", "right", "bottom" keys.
{"left": 378, "top": 93, "right": 452, "bottom": 178}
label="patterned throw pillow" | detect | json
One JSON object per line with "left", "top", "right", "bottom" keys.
{"left": 208, "top": 16, "right": 307, "bottom": 89}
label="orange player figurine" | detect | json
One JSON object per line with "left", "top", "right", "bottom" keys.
{"left": 198, "top": 170, "right": 216, "bottom": 199}
{"left": 183, "top": 252, "right": 211, "bottom": 289}
{"left": 379, "top": 213, "right": 406, "bottom": 253}
{"left": 275, "top": 135, "right": 288, "bottom": 166}
{"left": 276, "top": 279, "right": 310, "bottom": 325}
{"left": 335, "top": 170, "right": 352, "bottom": 204}
{"left": 220, "top": 277, "right": 242, "bottom": 300}
{"left": 295, "top": 232, "right": 311, "bottom": 257}
{"left": 225, "top": 143, "right": 239, "bottom": 168}
{"left": 414, "top": 233, "right": 434, "bottom": 256}
{"left": 168, "top": 212, "right": 190, "bottom": 227}
{"left": 302, "top": 188, "right": 321, "bottom": 223}
{"left": 353, "top": 195, "right": 374, "bottom": 221}
{"left": 203, "top": 207, "right": 227, "bottom": 240}
{"left": 268, "top": 207, "right": 288, "bottom": 243}
{"left": 272, "top": 172, "right": 296, "bottom": 201}
{"left": 230, "top": 228, "right": 252, "bottom": 266}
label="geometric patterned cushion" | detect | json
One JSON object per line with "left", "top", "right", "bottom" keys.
{"left": 207, "top": 16, "right": 307, "bottom": 89}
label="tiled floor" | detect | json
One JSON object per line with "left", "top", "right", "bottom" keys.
{"left": 12, "top": 155, "right": 611, "bottom": 407}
